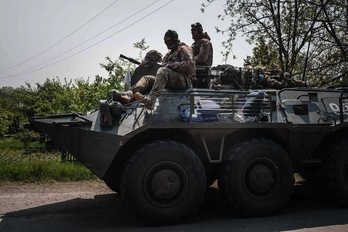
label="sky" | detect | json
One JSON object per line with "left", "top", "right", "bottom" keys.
{"left": 0, "top": 0, "right": 253, "bottom": 88}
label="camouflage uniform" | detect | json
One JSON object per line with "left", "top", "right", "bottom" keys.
{"left": 131, "top": 42, "right": 195, "bottom": 95}
{"left": 133, "top": 30, "right": 195, "bottom": 110}
{"left": 191, "top": 23, "right": 214, "bottom": 88}
{"left": 130, "top": 50, "right": 162, "bottom": 87}
{"left": 252, "top": 68, "right": 307, "bottom": 89}
{"left": 151, "top": 42, "right": 195, "bottom": 92}
{"left": 191, "top": 32, "right": 213, "bottom": 67}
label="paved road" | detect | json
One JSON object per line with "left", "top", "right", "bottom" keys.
{"left": 0, "top": 180, "right": 348, "bottom": 232}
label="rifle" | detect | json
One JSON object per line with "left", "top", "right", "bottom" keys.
{"left": 119, "top": 54, "right": 141, "bottom": 65}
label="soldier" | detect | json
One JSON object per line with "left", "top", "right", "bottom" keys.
{"left": 130, "top": 50, "right": 163, "bottom": 86}
{"left": 116, "top": 30, "right": 195, "bottom": 110}
{"left": 191, "top": 22, "right": 213, "bottom": 67}
{"left": 134, "top": 30, "right": 195, "bottom": 110}
{"left": 113, "top": 50, "right": 163, "bottom": 105}
{"left": 251, "top": 66, "right": 307, "bottom": 89}
{"left": 190, "top": 22, "right": 214, "bottom": 88}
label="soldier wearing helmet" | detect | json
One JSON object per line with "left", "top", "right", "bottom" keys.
{"left": 144, "top": 50, "right": 163, "bottom": 63}
{"left": 134, "top": 29, "right": 195, "bottom": 110}
{"left": 128, "top": 50, "right": 163, "bottom": 87}
{"left": 114, "top": 30, "right": 195, "bottom": 110}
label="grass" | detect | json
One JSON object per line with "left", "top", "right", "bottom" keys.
{"left": 0, "top": 161, "right": 98, "bottom": 183}
{"left": 0, "top": 138, "right": 35, "bottom": 147}
{"left": 0, "top": 136, "right": 41, "bottom": 147}
{"left": 0, "top": 137, "right": 98, "bottom": 183}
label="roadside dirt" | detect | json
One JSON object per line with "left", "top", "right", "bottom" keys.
{"left": 0, "top": 180, "right": 114, "bottom": 215}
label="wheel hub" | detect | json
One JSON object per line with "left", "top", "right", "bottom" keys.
{"left": 243, "top": 157, "right": 280, "bottom": 200}
{"left": 143, "top": 161, "right": 189, "bottom": 208}
{"left": 151, "top": 169, "right": 181, "bottom": 200}
{"left": 248, "top": 164, "right": 275, "bottom": 193}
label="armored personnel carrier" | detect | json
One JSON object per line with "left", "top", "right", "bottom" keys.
{"left": 26, "top": 82, "right": 348, "bottom": 225}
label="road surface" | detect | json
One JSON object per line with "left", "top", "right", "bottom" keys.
{"left": 0, "top": 180, "right": 348, "bottom": 232}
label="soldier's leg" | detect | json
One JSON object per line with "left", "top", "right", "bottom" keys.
{"left": 150, "top": 67, "right": 188, "bottom": 94}
{"left": 130, "top": 75, "right": 156, "bottom": 94}
{"left": 134, "top": 67, "right": 190, "bottom": 110}
{"left": 266, "top": 78, "right": 283, "bottom": 89}
{"left": 113, "top": 75, "right": 155, "bottom": 105}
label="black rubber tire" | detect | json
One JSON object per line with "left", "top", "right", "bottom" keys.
{"left": 320, "top": 138, "right": 348, "bottom": 207}
{"left": 120, "top": 140, "right": 206, "bottom": 225}
{"left": 104, "top": 180, "right": 119, "bottom": 193}
{"left": 219, "top": 138, "right": 294, "bottom": 216}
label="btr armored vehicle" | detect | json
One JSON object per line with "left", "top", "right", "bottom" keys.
{"left": 26, "top": 64, "right": 348, "bottom": 225}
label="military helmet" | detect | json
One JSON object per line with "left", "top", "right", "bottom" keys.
{"left": 144, "top": 50, "right": 163, "bottom": 62}
{"left": 164, "top": 30, "right": 178, "bottom": 42}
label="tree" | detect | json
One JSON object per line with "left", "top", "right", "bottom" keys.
{"left": 99, "top": 56, "right": 129, "bottom": 90}
{"left": 0, "top": 38, "right": 149, "bottom": 137}
{"left": 133, "top": 38, "right": 150, "bottom": 60}
{"left": 250, "top": 36, "right": 279, "bottom": 69}
{"left": 307, "top": 0, "right": 348, "bottom": 86}
{"left": 99, "top": 38, "right": 150, "bottom": 90}
{"left": 0, "top": 87, "right": 27, "bottom": 137}
{"left": 202, "top": 0, "right": 347, "bottom": 86}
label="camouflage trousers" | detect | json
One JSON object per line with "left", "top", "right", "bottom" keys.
{"left": 266, "top": 78, "right": 283, "bottom": 89}
{"left": 130, "top": 67, "right": 191, "bottom": 95}
{"left": 265, "top": 77, "right": 306, "bottom": 89}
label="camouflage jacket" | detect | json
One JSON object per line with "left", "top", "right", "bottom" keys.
{"left": 191, "top": 32, "right": 213, "bottom": 67}
{"left": 163, "top": 42, "right": 196, "bottom": 78}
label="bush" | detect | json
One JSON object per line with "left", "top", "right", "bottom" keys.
{"left": 13, "top": 129, "right": 40, "bottom": 146}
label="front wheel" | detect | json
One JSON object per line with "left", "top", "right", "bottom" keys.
{"left": 120, "top": 140, "right": 206, "bottom": 225}
{"left": 219, "top": 138, "right": 294, "bottom": 215}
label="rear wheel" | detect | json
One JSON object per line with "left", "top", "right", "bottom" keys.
{"left": 219, "top": 138, "right": 294, "bottom": 215}
{"left": 320, "top": 138, "right": 348, "bottom": 206}
{"left": 120, "top": 140, "right": 206, "bottom": 225}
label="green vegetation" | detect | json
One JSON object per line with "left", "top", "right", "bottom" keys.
{"left": 0, "top": 138, "right": 97, "bottom": 183}
{"left": 202, "top": 0, "right": 347, "bottom": 87}
{"left": 0, "top": 161, "right": 98, "bottom": 183}
{"left": 0, "top": 50, "right": 137, "bottom": 139}
{"left": 0, "top": 40, "right": 148, "bottom": 183}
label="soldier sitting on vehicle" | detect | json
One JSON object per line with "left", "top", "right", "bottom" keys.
{"left": 129, "top": 50, "right": 163, "bottom": 86}
{"left": 252, "top": 66, "right": 306, "bottom": 89}
{"left": 113, "top": 50, "right": 163, "bottom": 105}
{"left": 281, "top": 72, "right": 306, "bottom": 88}
{"left": 114, "top": 30, "right": 195, "bottom": 110}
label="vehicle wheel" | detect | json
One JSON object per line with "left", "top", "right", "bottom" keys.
{"left": 120, "top": 140, "right": 206, "bottom": 225}
{"left": 104, "top": 180, "right": 119, "bottom": 192}
{"left": 320, "top": 138, "right": 348, "bottom": 206}
{"left": 219, "top": 138, "right": 294, "bottom": 215}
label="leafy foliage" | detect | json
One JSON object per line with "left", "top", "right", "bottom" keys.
{"left": 133, "top": 38, "right": 150, "bottom": 60}
{"left": 0, "top": 38, "right": 150, "bottom": 138}
{"left": 202, "top": 0, "right": 348, "bottom": 86}
{"left": 0, "top": 58, "right": 127, "bottom": 138}
{"left": 0, "top": 87, "right": 25, "bottom": 137}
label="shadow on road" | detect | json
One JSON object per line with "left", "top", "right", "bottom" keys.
{"left": 1, "top": 182, "right": 348, "bottom": 232}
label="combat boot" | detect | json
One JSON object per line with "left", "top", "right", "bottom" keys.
{"left": 111, "top": 90, "right": 134, "bottom": 104}
{"left": 134, "top": 92, "right": 155, "bottom": 110}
